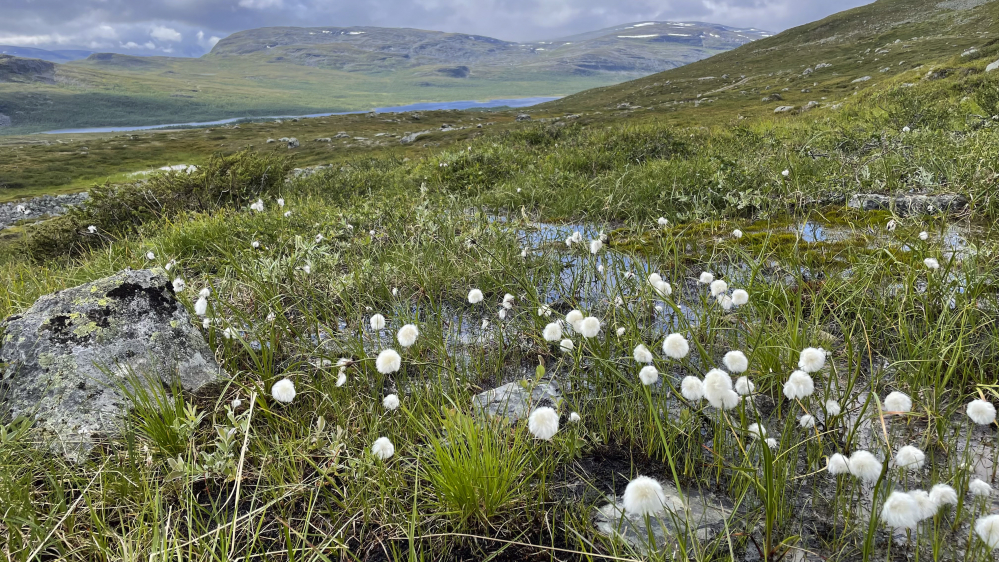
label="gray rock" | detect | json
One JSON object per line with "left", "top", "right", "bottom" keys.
{"left": 0, "top": 269, "right": 225, "bottom": 459}
{"left": 0, "top": 192, "right": 89, "bottom": 231}
{"left": 287, "top": 138, "right": 300, "bottom": 149}
{"left": 774, "top": 105, "right": 796, "bottom": 113}
{"left": 987, "top": 60, "right": 999, "bottom": 73}
{"left": 516, "top": 113, "right": 532, "bottom": 121}
{"left": 815, "top": 62, "right": 833, "bottom": 70}
{"left": 761, "top": 93, "right": 783, "bottom": 102}
{"left": 334, "top": 132, "right": 350, "bottom": 138}
{"left": 472, "top": 381, "right": 560, "bottom": 423}
{"left": 594, "top": 482, "right": 731, "bottom": 553}
{"left": 847, "top": 193, "right": 968, "bottom": 215}
{"left": 802, "top": 101, "right": 820, "bottom": 111}
{"left": 314, "top": 137, "right": 332, "bottom": 142}
{"left": 399, "top": 131, "right": 431, "bottom": 144}
{"left": 265, "top": 138, "right": 275, "bottom": 143}
{"left": 852, "top": 76, "right": 872, "bottom": 83}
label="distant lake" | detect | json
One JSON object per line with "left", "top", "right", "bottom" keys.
{"left": 39, "top": 97, "right": 560, "bottom": 135}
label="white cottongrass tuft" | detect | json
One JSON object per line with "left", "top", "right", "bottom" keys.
{"left": 657, "top": 217, "right": 669, "bottom": 226}
{"left": 371, "top": 437, "right": 395, "bottom": 460}
{"left": 543, "top": 322, "right": 563, "bottom": 342}
{"left": 250, "top": 199, "right": 264, "bottom": 212}
{"left": 968, "top": 399, "right": 997, "bottom": 425}
{"left": 146, "top": 251, "right": 155, "bottom": 260}
{"left": 468, "top": 289, "right": 484, "bottom": 304}
{"left": 370, "top": 314, "right": 386, "bottom": 330}
{"left": 698, "top": 272, "right": 713, "bottom": 284}
{"left": 560, "top": 339, "right": 574, "bottom": 353}
{"left": 589, "top": 239, "right": 603, "bottom": 254}
{"left": 633, "top": 344, "right": 654, "bottom": 364}
{"left": 782, "top": 169, "right": 790, "bottom": 177}
{"left": 970, "top": 478, "right": 992, "bottom": 497}
{"left": 662, "top": 333, "right": 690, "bottom": 359}
{"left": 538, "top": 304, "right": 553, "bottom": 317}
{"left": 732, "top": 289, "right": 749, "bottom": 306}
{"left": 284, "top": 211, "right": 292, "bottom": 217}
{"left": 639, "top": 366, "right": 659, "bottom": 386}
{"left": 202, "top": 318, "right": 212, "bottom": 329}
{"left": 528, "top": 407, "right": 560, "bottom": 440}
{"left": 194, "top": 297, "right": 208, "bottom": 316}
{"left": 648, "top": 273, "right": 672, "bottom": 297}
{"left": 623, "top": 476, "right": 667, "bottom": 516}
{"left": 252, "top": 240, "right": 260, "bottom": 249}
{"left": 884, "top": 391, "right": 912, "bottom": 413}
{"left": 718, "top": 295, "right": 734, "bottom": 310}
{"left": 732, "top": 229, "right": 743, "bottom": 239}
{"left": 799, "top": 415, "right": 816, "bottom": 428}
{"left": 709, "top": 279, "right": 728, "bottom": 297}
{"left": 766, "top": 438, "right": 778, "bottom": 449}
{"left": 747, "top": 423, "right": 767, "bottom": 439}
{"left": 908, "top": 490, "right": 937, "bottom": 521}
{"left": 569, "top": 412, "right": 581, "bottom": 423}
{"left": 578, "top": 317, "right": 601, "bottom": 338}
{"left": 919, "top": 231, "right": 929, "bottom": 241}
{"left": 895, "top": 445, "right": 926, "bottom": 471}
{"left": 797, "top": 347, "right": 826, "bottom": 373}
{"left": 565, "top": 310, "right": 584, "bottom": 332}
{"left": 735, "top": 376, "right": 755, "bottom": 396}
{"left": 881, "top": 491, "right": 920, "bottom": 529}
{"left": 723, "top": 350, "right": 748, "bottom": 373}
{"left": 825, "top": 399, "right": 841, "bottom": 416}
{"left": 277, "top": 198, "right": 285, "bottom": 207}
{"left": 383, "top": 394, "right": 400, "bottom": 411}
{"left": 502, "top": 293, "right": 515, "bottom": 309}
{"left": 481, "top": 319, "right": 489, "bottom": 330}
{"left": 977, "top": 515, "right": 999, "bottom": 549}
{"left": 198, "top": 287, "right": 210, "bottom": 298}
{"left": 336, "top": 371, "right": 347, "bottom": 387}
{"left": 704, "top": 369, "right": 739, "bottom": 410}
{"left": 616, "top": 327, "right": 626, "bottom": 336}
{"left": 924, "top": 257, "right": 940, "bottom": 270}
{"left": 827, "top": 453, "right": 850, "bottom": 475}
{"left": 783, "top": 370, "right": 814, "bottom": 400}
{"left": 375, "top": 349, "right": 402, "bottom": 374}
{"left": 397, "top": 324, "right": 419, "bottom": 348}
{"left": 271, "top": 378, "right": 296, "bottom": 403}
{"left": 848, "top": 450, "right": 882, "bottom": 482}
{"left": 681, "top": 376, "right": 704, "bottom": 401}
{"left": 929, "top": 484, "right": 958, "bottom": 507}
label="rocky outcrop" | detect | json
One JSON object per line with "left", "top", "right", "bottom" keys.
{"left": 399, "top": 130, "right": 432, "bottom": 144}
{"left": 0, "top": 269, "right": 225, "bottom": 459}
{"left": 0, "top": 55, "right": 56, "bottom": 83}
{"left": 0, "top": 192, "right": 89, "bottom": 231}
{"left": 847, "top": 193, "right": 968, "bottom": 215}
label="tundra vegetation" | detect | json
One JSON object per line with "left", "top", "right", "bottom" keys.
{"left": 2, "top": 1, "right": 999, "bottom": 561}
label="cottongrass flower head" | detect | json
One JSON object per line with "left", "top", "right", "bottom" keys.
{"left": 578, "top": 317, "right": 601, "bottom": 338}
{"left": 732, "top": 289, "right": 749, "bottom": 306}
{"left": 284, "top": 210, "right": 292, "bottom": 217}
{"left": 723, "top": 350, "right": 748, "bottom": 373}
{"left": 623, "top": 476, "right": 667, "bottom": 516}
{"left": 848, "top": 450, "right": 882, "bottom": 482}
{"left": 528, "top": 407, "right": 560, "bottom": 440}
{"left": 648, "top": 273, "right": 672, "bottom": 297}
{"left": 681, "top": 376, "right": 704, "bottom": 401}
{"left": 732, "top": 229, "right": 743, "bottom": 239}
{"left": 537, "top": 304, "right": 553, "bottom": 317}
{"left": 783, "top": 370, "right": 814, "bottom": 400}
{"left": 639, "top": 366, "right": 659, "bottom": 386}
{"left": 589, "top": 239, "right": 603, "bottom": 254}
{"left": 336, "top": 371, "right": 347, "bottom": 387}
{"left": 382, "top": 394, "right": 400, "bottom": 411}
{"left": 698, "top": 271, "right": 713, "bottom": 284}
{"left": 969, "top": 478, "right": 992, "bottom": 497}
{"left": 633, "top": 344, "right": 654, "bottom": 364}
{"left": 375, "top": 349, "right": 402, "bottom": 374}
{"left": 397, "top": 324, "right": 419, "bottom": 348}
{"left": 968, "top": 399, "right": 997, "bottom": 425}
{"left": 271, "top": 378, "right": 296, "bottom": 404}
{"left": 747, "top": 423, "right": 767, "bottom": 439}
{"left": 250, "top": 199, "right": 264, "bottom": 212}
{"left": 704, "top": 369, "right": 739, "bottom": 410}
{"left": 825, "top": 399, "right": 841, "bottom": 416}
{"left": 657, "top": 217, "right": 669, "bottom": 226}
{"left": 735, "top": 376, "right": 755, "bottom": 396}
{"left": 194, "top": 296, "right": 208, "bottom": 316}
{"left": 976, "top": 515, "right": 999, "bottom": 549}
{"left": 252, "top": 240, "right": 260, "bottom": 249}
{"left": 827, "top": 453, "right": 850, "bottom": 475}
{"left": 370, "top": 314, "right": 386, "bottom": 330}
{"left": 371, "top": 437, "right": 395, "bottom": 460}
{"left": 569, "top": 412, "right": 581, "bottom": 423}
{"left": 277, "top": 197, "right": 285, "bottom": 207}
{"left": 560, "top": 339, "right": 574, "bottom": 353}
{"left": 709, "top": 279, "right": 728, "bottom": 297}
{"left": 929, "top": 484, "right": 958, "bottom": 507}
{"left": 718, "top": 295, "right": 734, "bottom": 310}
{"left": 502, "top": 293, "right": 515, "bottom": 309}
{"left": 146, "top": 251, "right": 156, "bottom": 260}
{"left": 765, "top": 438, "right": 778, "bottom": 449}
{"left": 924, "top": 257, "right": 940, "bottom": 270}
{"left": 881, "top": 491, "right": 920, "bottom": 529}
{"left": 616, "top": 327, "right": 626, "bottom": 336}
{"left": 884, "top": 391, "right": 912, "bottom": 413}
{"left": 565, "top": 310, "right": 584, "bottom": 332}
{"left": 198, "top": 287, "right": 210, "bottom": 298}
{"left": 468, "top": 289, "right": 484, "bottom": 304}
{"left": 911, "top": 490, "right": 942, "bottom": 522}
{"left": 797, "top": 347, "right": 826, "bottom": 373}
{"left": 781, "top": 169, "right": 790, "bottom": 177}
{"left": 799, "top": 415, "right": 816, "bottom": 429}
{"left": 662, "top": 333, "right": 690, "bottom": 359}
{"left": 543, "top": 322, "right": 563, "bottom": 342}
{"left": 895, "top": 445, "right": 926, "bottom": 471}
{"left": 919, "top": 231, "right": 929, "bottom": 241}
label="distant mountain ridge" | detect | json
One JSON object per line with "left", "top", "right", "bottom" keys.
{"left": 0, "top": 46, "right": 93, "bottom": 63}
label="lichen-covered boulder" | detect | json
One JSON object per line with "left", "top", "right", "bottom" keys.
{"left": 0, "top": 269, "right": 225, "bottom": 459}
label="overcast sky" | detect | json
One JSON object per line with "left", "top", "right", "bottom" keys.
{"left": 0, "top": 0, "right": 871, "bottom": 57}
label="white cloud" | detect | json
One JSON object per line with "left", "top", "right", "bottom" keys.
{"left": 120, "top": 41, "right": 141, "bottom": 48}
{"left": 150, "top": 25, "right": 182, "bottom": 42}
{"left": 145, "top": 41, "right": 156, "bottom": 49}
{"left": 196, "top": 30, "right": 222, "bottom": 49}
